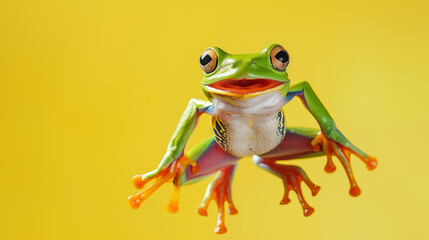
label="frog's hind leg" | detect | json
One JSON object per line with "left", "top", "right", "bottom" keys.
{"left": 253, "top": 127, "right": 324, "bottom": 216}
{"left": 195, "top": 164, "right": 238, "bottom": 234}
{"left": 185, "top": 137, "right": 240, "bottom": 234}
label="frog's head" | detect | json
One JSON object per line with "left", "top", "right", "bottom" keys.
{"left": 200, "top": 44, "right": 290, "bottom": 100}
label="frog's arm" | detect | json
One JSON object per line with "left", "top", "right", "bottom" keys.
{"left": 285, "top": 81, "right": 377, "bottom": 196}
{"left": 143, "top": 98, "right": 214, "bottom": 179}
{"left": 286, "top": 81, "right": 364, "bottom": 155}
{"left": 129, "top": 98, "right": 214, "bottom": 210}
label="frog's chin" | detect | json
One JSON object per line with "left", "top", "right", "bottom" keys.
{"left": 202, "top": 78, "right": 286, "bottom": 99}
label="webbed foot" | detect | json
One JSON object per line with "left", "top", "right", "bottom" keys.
{"left": 311, "top": 132, "right": 377, "bottom": 196}
{"left": 278, "top": 165, "right": 321, "bottom": 216}
{"left": 196, "top": 165, "right": 237, "bottom": 234}
{"left": 256, "top": 160, "right": 321, "bottom": 216}
{"left": 128, "top": 154, "right": 198, "bottom": 212}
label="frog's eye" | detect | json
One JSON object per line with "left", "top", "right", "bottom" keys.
{"left": 199, "top": 48, "right": 218, "bottom": 74}
{"left": 270, "top": 45, "right": 289, "bottom": 71}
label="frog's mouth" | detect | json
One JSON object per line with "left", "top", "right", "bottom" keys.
{"left": 203, "top": 79, "right": 285, "bottom": 97}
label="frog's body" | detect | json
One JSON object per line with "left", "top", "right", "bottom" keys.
{"left": 211, "top": 90, "right": 286, "bottom": 157}
{"left": 128, "top": 44, "right": 377, "bottom": 234}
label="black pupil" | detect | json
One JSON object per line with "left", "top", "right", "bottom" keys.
{"left": 275, "top": 51, "right": 289, "bottom": 63}
{"left": 200, "top": 53, "right": 212, "bottom": 66}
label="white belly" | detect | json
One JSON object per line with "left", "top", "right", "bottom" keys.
{"left": 211, "top": 91, "right": 286, "bottom": 157}
{"left": 226, "top": 114, "right": 284, "bottom": 157}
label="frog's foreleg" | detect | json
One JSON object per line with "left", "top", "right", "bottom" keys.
{"left": 253, "top": 127, "right": 323, "bottom": 216}
{"left": 128, "top": 98, "right": 213, "bottom": 210}
{"left": 184, "top": 137, "right": 240, "bottom": 234}
{"left": 285, "top": 82, "right": 377, "bottom": 196}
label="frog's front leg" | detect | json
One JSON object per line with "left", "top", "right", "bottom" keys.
{"left": 128, "top": 98, "right": 213, "bottom": 211}
{"left": 310, "top": 132, "right": 377, "bottom": 196}
{"left": 286, "top": 82, "right": 378, "bottom": 196}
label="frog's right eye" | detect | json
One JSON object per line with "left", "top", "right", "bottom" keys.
{"left": 199, "top": 49, "right": 218, "bottom": 74}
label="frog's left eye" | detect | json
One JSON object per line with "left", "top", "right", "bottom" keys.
{"left": 199, "top": 48, "right": 218, "bottom": 74}
{"left": 270, "top": 45, "right": 289, "bottom": 71}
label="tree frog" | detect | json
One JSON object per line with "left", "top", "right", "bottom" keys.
{"left": 128, "top": 44, "right": 377, "bottom": 234}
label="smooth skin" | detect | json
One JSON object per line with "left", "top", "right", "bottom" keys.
{"left": 128, "top": 44, "right": 377, "bottom": 234}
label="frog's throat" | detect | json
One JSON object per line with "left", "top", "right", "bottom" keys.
{"left": 202, "top": 79, "right": 287, "bottom": 100}
{"left": 211, "top": 90, "right": 285, "bottom": 118}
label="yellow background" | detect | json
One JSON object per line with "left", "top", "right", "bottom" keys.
{"left": 1, "top": 0, "right": 428, "bottom": 239}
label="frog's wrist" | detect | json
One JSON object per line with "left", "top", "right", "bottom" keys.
{"left": 156, "top": 148, "right": 178, "bottom": 170}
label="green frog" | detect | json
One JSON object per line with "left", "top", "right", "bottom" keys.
{"left": 128, "top": 44, "right": 377, "bottom": 234}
